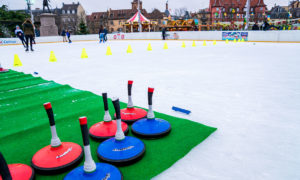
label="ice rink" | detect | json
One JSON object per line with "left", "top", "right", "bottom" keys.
{"left": 1, "top": 40, "right": 300, "bottom": 179}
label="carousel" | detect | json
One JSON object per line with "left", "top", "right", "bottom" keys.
{"left": 122, "top": 11, "right": 158, "bottom": 32}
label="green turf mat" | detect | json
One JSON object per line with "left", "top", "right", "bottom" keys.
{"left": 0, "top": 70, "right": 217, "bottom": 180}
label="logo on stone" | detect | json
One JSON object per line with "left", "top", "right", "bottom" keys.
{"left": 56, "top": 147, "right": 72, "bottom": 159}
{"left": 102, "top": 173, "right": 111, "bottom": 180}
{"left": 122, "top": 112, "right": 135, "bottom": 115}
{"left": 112, "top": 146, "right": 134, "bottom": 152}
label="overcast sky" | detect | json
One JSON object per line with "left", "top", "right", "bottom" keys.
{"left": 2, "top": 0, "right": 289, "bottom": 15}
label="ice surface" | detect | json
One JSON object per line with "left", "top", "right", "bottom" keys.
{"left": 1, "top": 40, "right": 300, "bottom": 180}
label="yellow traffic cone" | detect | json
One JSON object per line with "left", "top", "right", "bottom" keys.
{"left": 233, "top": 39, "right": 237, "bottom": 43}
{"left": 49, "top": 51, "right": 57, "bottom": 62}
{"left": 81, "top": 48, "right": 88, "bottom": 59}
{"left": 192, "top": 41, "right": 196, "bottom": 47}
{"left": 13, "top": 54, "right": 22, "bottom": 67}
{"left": 106, "top": 46, "right": 112, "bottom": 56}
{"left": 238, "top": 39, "right": 241, "bottom": 43}
{"left": 241, "top": 38, "right": 245, "bottom": 42}
{"left": 225, "top": 39, "right": 229, "bottom": 44}
{"left": 181, "top": 41, "right": 186, "bottom": 48}
{"left": 213, "top": 40, "right": 217, "bottom": 45}
{"left": 127, "top": 45, "right": 133, "bottom": 53}
{"left": 163, "top": 42, "right": 168, "bottom": 50}
{"left": 147, "top": 43, "right": 152, "bottom": 51}
{"left": 203, "top": 40, "right": 207, "bottom": 46}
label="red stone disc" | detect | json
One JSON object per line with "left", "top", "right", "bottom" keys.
{"left": 31, "top": 142, "right": 83, "bottom": 174}
{"left": 0, "top": 164, "right": 34, "bottom": 180}
{"left": 89, "top": 120, "right": 129, "bottom": 140}
{"left": 0, "top": 68, "right": 9, "bottom": 73}
{"left": 119, "top": 108, "right": 147, "bottom": 124}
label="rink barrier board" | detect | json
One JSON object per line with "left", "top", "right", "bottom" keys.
{"left": 1, "top": 30, "right": 300, "bottom": 46}
{"left": 1, "top": 39, "right": 300, "bottom": 47}
{"left": 0, "top": 70, "right": 217, "bottom": 180}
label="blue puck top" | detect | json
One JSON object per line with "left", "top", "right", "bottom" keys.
{"left": 132, "top": 118, "right": 171, "bottom": 135}
{"left": 64, "top": 163, "right": 122, "bottom": 180}
{"left": 97, "top": 136, "right": 145, "bottom": 161}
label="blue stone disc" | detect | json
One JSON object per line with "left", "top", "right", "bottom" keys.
{"left": 131, "top": 118, "right": 171, "bottom": 139}
{"left": 64, "top": 163, "right": 122, "bottom": 180}
{"left": 97, "top": 136, "right": 145, "bottom": 165}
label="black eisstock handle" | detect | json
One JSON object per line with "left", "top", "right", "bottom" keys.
{"left": 112, "top": 98, "right": 121, "bottom": 120}
{"left": 128, "top": 80, "right": 133, "bottom": 96}
{"left": 102, "top": 93, "right": 109, "bottom": 111}
{"left": 148, "top": 88, "right": 154, "bottom": 106}
{"left": 79, "top": 117, "right": 89, "bottom": 146}
{"left": 0, "top": 152, "right": 12, "bottom": 180}
{"left": 44, "top": 102, "right": 55, "bottom": 126}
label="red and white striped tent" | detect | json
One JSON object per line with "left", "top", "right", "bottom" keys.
{"left": 127, "top": 11, "right": 150, "bottom": 23}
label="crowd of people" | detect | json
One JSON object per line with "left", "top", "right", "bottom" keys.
{"left": 252, "top": 21, "right": 300, "bottom": 31}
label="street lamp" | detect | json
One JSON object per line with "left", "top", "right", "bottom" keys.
{"left": 138, "top": 0, "right": 142, "bottom": 32}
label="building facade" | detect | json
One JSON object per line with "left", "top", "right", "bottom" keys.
{"left": 209, "top": 0, "right": 267, "bottom": 23}
{"left": 289, "top": 0, "right": 300, "bottom": 18}
{"left": 60, "top": 2, "right": 86, "bottom": 34}
{"left": 28, "top": 2, "right": 86, "bottom": 35}
{"left": 86, "top": 0, "right": 168, "bottom": 33}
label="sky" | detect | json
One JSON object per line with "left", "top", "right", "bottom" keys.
{"left": 2, "top": 0, "right": 290, "bottom": 15}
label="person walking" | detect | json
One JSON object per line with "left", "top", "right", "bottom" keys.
{"left": 22, "top": 18, "right": 35, "bottom": 52}
{"left": 15, "top": 25, "right": 26, "bottom": 48}
{"left": 66, "top": 30, "right": 72, "bottom": 43}
{"left": 61, "top": 29, "right": 67, "bottom": 42}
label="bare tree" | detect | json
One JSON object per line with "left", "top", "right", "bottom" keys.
{"left": 174, "top": 8, "right": 187, "bottom": 17}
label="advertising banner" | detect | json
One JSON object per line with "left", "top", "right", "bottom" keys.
{"left": 222, "top": 32, "right": 248, "bottom": 41}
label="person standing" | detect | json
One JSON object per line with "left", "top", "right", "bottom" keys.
{"left": 22, "top": 19, "right": 35, "bottom": 52}
{"left": 162, "top": 27, "right": 166, "bottom": 40}
{"left": 66, "top": 30, "right": 71, "bottom": 43}
{"left": 15, "top": 25, "right": 26, "bottom": 48}
{"left": 252, "top": 22, "right": 259, "bottom": 30}
{"left": 61, "top": 29, "right": 67, "bottom": 42}
{"left": 103, "top": 27, "right": 108, "bottom": 42}
{"left": 98, "top": 26, "right": 105, "bottom": 43}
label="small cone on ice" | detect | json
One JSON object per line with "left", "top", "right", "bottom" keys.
{"left": 163, "top": 42, "right": 168, "bottom": 50}
{"left": 13, "top": 54, "right": 22, "bottom": 67}
{"left": 181, "top": 41, "right": 186, "bottom": 48}
{"left": 106, "top": 46, "right": 112, "bottom": 56}
{"left": 233, "top": 39, "right": 237, "bottom": 43}
{"left": 192, "top": 41, "right": 196, "bottom": 47}
{"left": 241, "top": 38, "right": 245, "bottom": 42}
{"left": 238, "top": 39, "right": 241, "bottom": 43}
{"left": 147, "top": 43, "right": 152, "bottom": 51}
{"left": 203, "top": 40, "right": 207, "bottom": 46}
{"left": 213, "top": 40, "right": 217, "bottom": 45}
{"left": 225, "top": 39, "right": 229, "bottom": 44}
{"left": 49, "top": 51, "right": 57, "bottom": 62}
{"left": 81, "top": 48, "right": 88, "bottom": 59}
{"left": 127, "top": 45, "right": 133, "bottom": 53}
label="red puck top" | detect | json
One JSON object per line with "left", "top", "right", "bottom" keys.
{"left": 79, "top": 117, "right": 87, "bottom": 125}
{"left": 128, "top": 80, "right": 133, "bottom": 85}
{"left": 43, "top": 102, "right": 52, "bottom": 110}
{"left": 148, "top": 88, "right": 154, "bottom": 93}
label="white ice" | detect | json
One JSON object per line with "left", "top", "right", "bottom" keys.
{"left": 1, "top": 40, "right": 300, "bottom": 180}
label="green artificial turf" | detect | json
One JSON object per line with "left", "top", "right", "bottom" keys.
{"left": 0, "top": 70, "right": 217, "bottom": 180}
